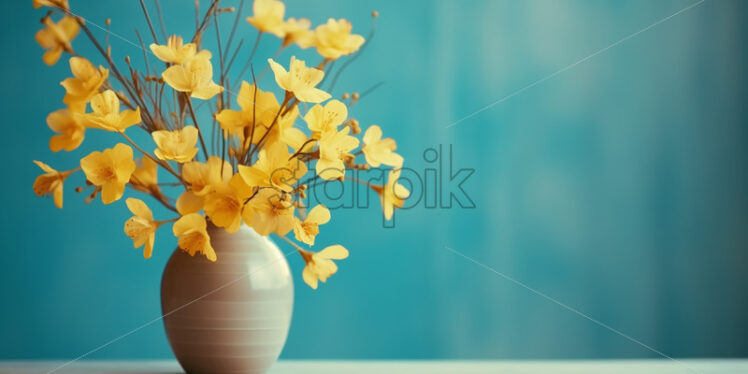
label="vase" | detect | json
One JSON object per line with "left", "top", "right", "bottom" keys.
{"left": 161, "top": 224, "right": 294, "bottom": 374}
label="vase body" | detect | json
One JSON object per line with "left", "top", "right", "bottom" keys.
{"left": 161, "top": 224, "right": 293, "bottom": 374}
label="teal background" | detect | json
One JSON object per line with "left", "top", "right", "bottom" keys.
{"left": 2, "top": 0, "right": 747, "bottom": 360}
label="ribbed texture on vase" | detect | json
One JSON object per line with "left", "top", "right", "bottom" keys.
{"left": 161, "top": 224, "right": 293, "bottom": 374}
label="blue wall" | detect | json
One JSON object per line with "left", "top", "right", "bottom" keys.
{"left": 2, "top": 0, "right": 747, "bottom": 359}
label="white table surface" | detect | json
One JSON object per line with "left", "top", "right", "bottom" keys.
{"left": 1, "top": 360, "right": 746, "bottom": 374}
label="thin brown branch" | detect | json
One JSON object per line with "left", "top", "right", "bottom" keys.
{"left": 223, "top": 38, "right": 244, "bottom": 77}
{"left": 121, "top": 132, "right": 185, "bottom": 184}
{"left": 246, "top": 94, "right": 291, "bottom": 163}
{"left": 234, "top": 32, "right": 262, "bottom": 90}
{"left": 184, "top": 96, "right": 210, "bottom": 160}
{"left": 138, "top": 0, "right": 160, "bottom": 44}
{"left": 154, "top": 0, "right": 168, "bottom": 41}
{"left": 192, "top": 0, "right": 220, "bottom": 45}
{"left": 223, "top": 0, "right": 245, "bottom": 62}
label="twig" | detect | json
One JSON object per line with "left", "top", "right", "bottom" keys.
{"left": 138, "top": 0, "right": 159, "bottom": 44}
{"left": 121, "top": 132, "right": 185, "bottom": 183}
{"left": 223, "top": 38, "right": 244, "bottom": 77}
{"left": 234, "top": 32, "right": 262, "bottom": 89}
{"left": 185, "top": 96, "right": 210, "bottom": 160}
{"left": 359, "top": 80, "right": 385, "bottom": 100}
{"left": 275, "top": 234, "right": 306, "bottom": 255}
{"left": 223, "top": 0, "right": 245, "bottom": 63}
{"left": 327, "top": 17, "right": 377, "bottom": 92}
{"left": 154, "top": 0, "right": 168, "bottom": 41}
{"left": 192, "top": 0, "right": 220, "bottom": 44}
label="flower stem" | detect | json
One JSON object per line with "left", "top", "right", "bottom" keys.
{"left": 185, "top": 96, "right": 210, "bottom": 160}
{"left": 120, "top": 132, "right": 184, "bottom": 184}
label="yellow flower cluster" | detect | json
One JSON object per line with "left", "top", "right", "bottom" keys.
{"left": 246, "top": 0, "right": 365, "bottom": 59}
{"left": 32, "top": 0, "right": 404, "bottom": 289}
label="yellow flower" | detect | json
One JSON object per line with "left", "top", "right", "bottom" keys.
{"left": 47, "top": 103, "right": 85, "bottom": 152}
{"left": 268, "top": 57, "right": 331, "bottom": 103}
{"left": 272, "top": 105, "right": 301, "bottom": 147}
{"left": 362, "top": 125, "right": 403, "bottom": 168}
{"left": 243, "top": 188, "right": 295, "bottom": 236}
{"left": 293, "top": 205, "right": 330, "bottom": 246}
{"left": 374, "top": 169, "right": 409, "bottom": 220}
{"left": 176, "top": 191, "right": 204, "bottom": 215}
{"left": 281, "top": 123, "right": 311, "bottom": 152}
{"left": 300, "top": 245, "right": 349, "bottom": 289}
{"left": 316, "top": 127, "right": 359, "bottom": 180}
{"left": 32, "top": 160, "right": 73, "bottom": 209}
{"left": 61, "top": 57, "right": 109, "bottom": 106}
{"left": 124, "top": 198, "right": 162, "bottom": 259}
{"left": 282, "top": 18, "right": 315, "bottom": 48}
{"left": 204, "top": 187, "right": 243, "bottom": 233}
{"left": 303, "top": 99, "right": 347, "bottom": 134}
{"left": 238, "top": 142, "right": 307, "bottom": 192}
{"left": 80, "top": 143, "right": 137, "bottom": 204}
{"left": 150, "top": 35, "right": 197, "bottom": 64}
{"left": 152, "top": 126, "right": 199, "bottom": 163}
{"left": 314, "top": 18, "right": 365, "bottom": 60}
{"left": 33, "top": 0, "right": 69, "bottom": 10}
{"left": 172, "top": 213, "right": 217, "bottom": 261}
{"left": 76, "top": 90, "right": 141, "bottom": 132}
{"left": 162, "top": 50, "right": 223, "bottom": 100}
{"left": 182, "top": 156, "right": 233, "bottom": 195}
{"left": 246, "top": 0, "right": 286, "bottom": 37}
{"left": 35, "top": 16, "right": 79, "bottom": 65}
{"left": 215, "top": 82, "right": 280, "bottom": 143}
{"left": 130, "top": 157, "right": 159, "bottom": 194}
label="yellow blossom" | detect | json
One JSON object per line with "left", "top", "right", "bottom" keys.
{"left": 270, "top": 105, "right": 302, "bottom": 147}
{"left": 172, "top": 213, "right": 217, "bottom": 261}
{"left": 238, "top": 142, "right": 307, "bottom": 192}
{"left": 215, "top": 82, "right": 280, "bottom": 143}
{"left": 130, "top": 157, "right": 159, "bottom": 194}
{"left": 76, "top": 90, "right": 141, "bottom": 132}
{"left": 316, "top": 126, "right": 359, "bottom": 180}
{"left": 204, "top": 186, "right": 243, "bottom": 233}
{"left": 33, "top": 0, "right": 69, "bottom": 10}
{"left": 32, "top": 161, "right": 73, "bottom": 209}
{"left": 61, "top": 57, "right": 109, "bottom": 106}
{"left": 35, "top": 16, "right": 79, "bottom": 65}
{"left": 281, "top": 123, "right": 311, "bottom": 152}
{"left": 80, "top": 143, "right": 136, "bottom": 204}
{"left": 47, "top": 103, "right": 85, "bottom": 152}
{"left": 268, "top": 57, "right": 331, "bottom": 103}
{"left": 246, "top": 0, "right": 286, "bottom": 37}
{"left": 362, "top": 125, "right": 403, "bottom": 168}
{"left": 300, "top": 245, "right": 349, "bottom": 289}
{"left": 176, "top": 191, "right": 204, "bottom": 215}
{"left": 228, "top": 173, "right": 256, "bottom": 202}
{"left": 182, "top": 156, "right": 233, "bottom": 196}
{"left": 243, "top": 188, "right": 294, "bottom": 236}
{"left": 294, "top": 205, "right": 330, "bottom": 246}
{"left": 314, "top": 18, "right": 365, "bottom": 60}
{"left": 303, "top": 99, "right": 347, "bottom": 134}
{"left": 124, "top": 198, "right": 162, "bottom": 259}
{"left": 375, "top": 169, "right": 409, "bottom": 220}
{"left": 150, "top": 35, "right": 197, "bottom": 64}
{"left": 152, "top": 126, "right": 199, "bottom": 163}
{"left": 162, "top": 51, "right": 223, "bottom": 100}
{"left": 282, "top": 18, "right": 315, "bottom": 48}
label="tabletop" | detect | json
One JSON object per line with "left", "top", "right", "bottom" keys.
{"left": 2, "top": 360, "right": 746, "bottom": 374}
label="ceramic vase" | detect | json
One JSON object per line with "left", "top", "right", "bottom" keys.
{"left": 161, "top": 224, "right": 293, "bottom": 374}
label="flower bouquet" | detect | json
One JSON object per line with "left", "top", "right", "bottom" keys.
{"left": 31, "top": 0, "right": 408, "bottom": 371}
